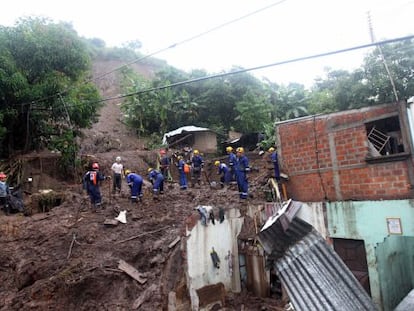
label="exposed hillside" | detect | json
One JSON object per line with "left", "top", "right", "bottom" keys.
{"left": 0, "top": 59, "right": 284, "bottom": 310}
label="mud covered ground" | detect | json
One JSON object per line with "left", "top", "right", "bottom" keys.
{"left": 0, "top": 61, "right": 285, "bottom": 310}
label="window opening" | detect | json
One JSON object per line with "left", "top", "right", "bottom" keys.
{"left": 366, "top": 116, "right": 404, "bottom": 156}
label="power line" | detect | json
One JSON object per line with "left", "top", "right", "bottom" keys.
{"left": 90, "top": 35, "right": 414, "bottom": 105}
{"left": 23, "top": 0, "right": 289, "bottom": 107}
{"left": 90, "top": 0, "right": 289, "bottom": 83}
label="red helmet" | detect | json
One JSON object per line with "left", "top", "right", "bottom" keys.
{"left": 160, "top": 149, "right": 166, "bottom": 155}
{"left": 92, "top": 162, "right": 99, "bottom": 170}
{"left": 0, "top": 172, "right": 6, "bottom": 179}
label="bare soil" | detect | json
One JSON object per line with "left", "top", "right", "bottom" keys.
{"left": 0, "top": 60, "right": 282, "bottom": 310}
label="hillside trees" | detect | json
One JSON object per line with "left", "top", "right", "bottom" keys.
{"left": 120, "top": 66, "right": 293, "bottom": 140}
{"left": 0, "top": 17, "right": 101, "bottom": 160}
{"left": 308, "top": 39, "right": 414, "bottom": 113}
{"left": 120, "top": 38, "right": 414, "bottom": 149}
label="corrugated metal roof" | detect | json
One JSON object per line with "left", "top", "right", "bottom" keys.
{"left": 258, "top": 201, "right": 377, "bottom": 311}
{"left": 394, "top": 289, "right": 414, "bottom": 310}
{"left": 162, "top": 125, "right": 211, "bottom": 144}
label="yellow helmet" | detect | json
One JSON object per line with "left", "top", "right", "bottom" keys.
{"left": 214, "top": 160, "right": 220, "bottom": 166}
{"left": 147, "top": 167, "right": 153, "bottom": 173}
{"left": 268, "top": 147, "right": 275, "bottom": 152}
{"left": 193, "top": 150, "right": 199, "bottom": 155}
{"left": 124, "top": 169, "right": 131, "bottom": 176}
{"left": 236, "top": 147, "right": 244, "bottom": 153}
{"left": 226, "top": 146, "right": 233, "bottom": 152}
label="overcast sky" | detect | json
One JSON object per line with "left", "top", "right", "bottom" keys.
{"left": 1, "top": 0, "right": 413, "bottom": 87}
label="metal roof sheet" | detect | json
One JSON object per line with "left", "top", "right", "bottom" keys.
{"left": 258, "top": 201, "right": 377, "bottom": 311}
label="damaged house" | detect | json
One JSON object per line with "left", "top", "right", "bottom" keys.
{"left": 162, "top": 125, "right": 217, "bottom": 153}
{"left": 274, "top": 100, "right": 414, "bottom": 310}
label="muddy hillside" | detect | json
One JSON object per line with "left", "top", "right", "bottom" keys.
{"left": 0, "top": 61, "right": 286, "bottom": 310}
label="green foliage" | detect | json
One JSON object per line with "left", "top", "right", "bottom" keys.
{"left": 49, "top": 130, "right": 78, "bottom": 177}
{"left": 0, "top": 17, "right": 101, "bottom": 157}
{"left": 118, "top": 37, "right": 413, "bottom": 149}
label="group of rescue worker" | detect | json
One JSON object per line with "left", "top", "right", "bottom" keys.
{"left": 214, "top": 146, "right": 250, "bottom": 199}
{"left": 82, "top": 157, "right": 167, "bottom": 210}
{"left": 82, "top": 145, "right": 280, "bottom": 210}
{"left": 214, "top": 146, "right": 280, "bottom": 199}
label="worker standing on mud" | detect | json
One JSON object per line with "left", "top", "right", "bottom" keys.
{"left": 148, "top": 168, "right": 164, "bottom": 200}
{"left": 159, "top": 149, "right": 171, "bottom": 181}
{"left": 226, "top": 146, "right": 237, "bottom": 182}
{"left": 268, "top": 147, "right": 281, "bottom": 181}
{"left": 190, "top": 149, "right": 204, "bottom": 187}
{"left": 235, "top": 147, "right": 250, "bottom": 199}
{"left": 176, "top": 155, "right": 188, "bottom": 190}
{"left": 124, "top": 170, "right": 143, "bottom": 203}
{"left": 111, "top": 156, "right": 124, "bottom": 194}
{"left": 214, "top": 161, "right": 231, "bottom": 188}
{"left": 0, "top": 172, "right": 10, "bottom": 215}
{"left": 83, "top": 162, "right": 110, "bottom": 210}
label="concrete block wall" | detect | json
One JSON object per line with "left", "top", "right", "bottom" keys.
{"left": 277, "top": 104, "right": 411, "bottom": 202}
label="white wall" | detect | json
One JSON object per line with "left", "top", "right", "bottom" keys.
{"left": 186, "top": 208, "right": 243, "bottom": 310}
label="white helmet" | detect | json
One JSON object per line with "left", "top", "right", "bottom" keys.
{"left": 116, "top": 156, "right": 121, "bottom": 162}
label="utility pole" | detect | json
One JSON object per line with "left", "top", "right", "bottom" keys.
{"left": 367, "top": 11, "right": 399, "bottom": 102}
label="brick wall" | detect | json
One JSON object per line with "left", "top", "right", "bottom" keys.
{"left": 277, "top": 104, "right": 412, "bottom": 201}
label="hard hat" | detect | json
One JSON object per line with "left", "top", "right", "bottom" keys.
{"left": 236, "top": 147, "right": 244, "bottom": 153}
{"left": 92, "top": 162, "right": 99, "bottom": 170}
{"left": 124, "top": 169, "right": 131, "bottom": 176}
{"left": 268, "top": 147, "right": 275, "bottom": 152}
{"left": 226, "top": 146, "right": 233, "bottom": 152}
{"left": 214, "top": 161, "right": 220, "bottom": 166}
{"left": 116, "top": 156, "right": 121, "bottom": 162}
{"left": 0, "top": 172, "right": 6, "bottom": 179}
{"left": 159, "top": 149, "right": 166, "bottom": 155}
{"left": 193, "top": 150, "right": 199, "bottom": 155}
{"left": 177, "top": 155, "right": 183, "bottom": 160}
{"left": 147, "top": 167, "right": 153, "bottom": 173}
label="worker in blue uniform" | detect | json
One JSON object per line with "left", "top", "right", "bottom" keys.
{"left": 148, "top": 168, "right": 164, "bottom": 200}
{"left": 268, "top": 147, "right": 281, "bottom": 181}
{"left": 235, "top": 147, "right": 250, "bottom": 199}
{"left": 125, "top": 170, "right": 143, "bottom": 203}
{"left": 226, "top": 146, "right": 237, "bottom": 182}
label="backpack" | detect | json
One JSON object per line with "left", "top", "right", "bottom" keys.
{"left": 184, "top": 164, "right": 190, "bottom": 174}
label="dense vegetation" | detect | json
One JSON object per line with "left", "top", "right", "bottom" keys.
{"left": 0, "top": 16, "right": 413, "bottom": 164}
{"left": 121, "top": 38, "right": 414, "bottom": 148}
{"left": 0, "top": 17, "right": 101, "bottom": 170}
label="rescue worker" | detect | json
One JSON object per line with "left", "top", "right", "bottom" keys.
{"left": 148, "top": 168, "right": 164, "bottom": 200}
{"left": 0, "top": 172, "right": 10, "bottom": 215}
{"left": 214, "top": 160, "right": 231, "bottom": 188}
{"left": 190, "top": 149, "right": 204, "bottom": 187}
{"left": 235, "top": 147, "right": 250, "bottom": 199}
{"left": 268, "top": 147, "right": 281, "bottom": 181}
{"left": 111, "top": 156, "right": 124, "bottom": 194}
{"left": 226, "top": 146, "right": 237, "bottom": 182}
{"left": 159, "top": 149, "right": 171, "bottom": 180}
{"left": 83, "top": 162, "right": 110, "bottom": 210}
{"left": 125, "top": 170, "right": 143, "bottom": 203}
{"left": 176, "top": 155, "right": 188, "bottom": 190}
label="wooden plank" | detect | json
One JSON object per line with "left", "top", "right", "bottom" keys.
{"left": 118, "top": 259, "right": 147, "bottom": 284}
{"left": 168, "top": 236, "right": 181, "bottom": 249}
{"left": 132, "top": 284, "right": 157, "bottom": 309}
{"left": 104, "top": 219, "right": 119, "bottom": 226}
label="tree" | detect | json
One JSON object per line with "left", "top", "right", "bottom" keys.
{"left": 0, "top": 17, "right": 101, "bottom": 158}
{"left": 363, "top": 39, "right": 414, "bottom": 103}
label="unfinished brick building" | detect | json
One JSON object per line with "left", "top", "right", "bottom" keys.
{"left": 274, "top": 100, "right": 414, "bottom": 311}
{"left": 276, "top": 101, "right": 414, "bottom": 202}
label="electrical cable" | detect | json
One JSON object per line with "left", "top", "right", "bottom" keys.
{"left": 23, "top": 0, "right": 289, "bottom": 107}
{"left": 89, "top": 35, "right": 414, "bottom": 105}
